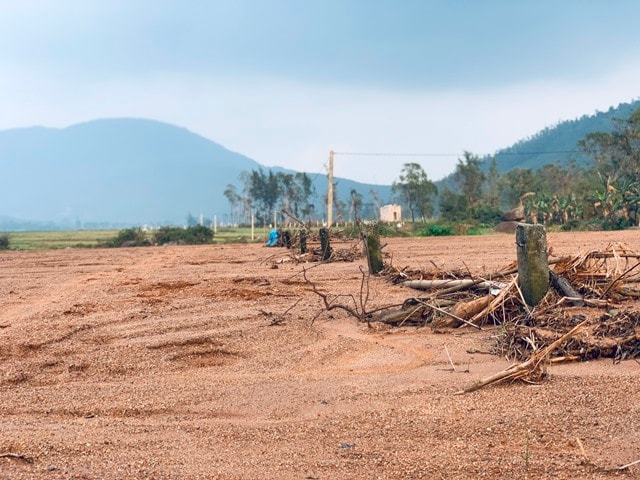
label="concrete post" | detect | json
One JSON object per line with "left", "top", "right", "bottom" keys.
{"left": 516, "top": 223, "right": 549, "bottom": 306}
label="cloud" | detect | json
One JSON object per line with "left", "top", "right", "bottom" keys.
{"left": 1, "top": 60, "right": 639, "bottom": 186}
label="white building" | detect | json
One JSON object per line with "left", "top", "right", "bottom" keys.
{"left": 380, "top": 204, "right": 402, "bottom": 223}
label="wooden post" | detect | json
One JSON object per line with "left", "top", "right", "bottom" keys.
{"left": 363, "top": 223, "right": 384, "bottom": 274}
{"left": 516, "top": 223, "right": 549, "bottom": 306}
{"left": 319, "top": 227, "right": 332, "bottom": 261}
{"left": 327, "top": 150, "right": 334, "bottom": 229}
{"left": 251, "top": 211, "right": 255, "bottom": 241}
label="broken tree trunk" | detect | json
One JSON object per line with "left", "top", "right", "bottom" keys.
{"left": 363, "top": 224, "right": 384, "bottom": 275}
{"left": 374, "top": 298, "right": 456, "bottom": 326}
{"left": 432, "top": 295, "right": 492, "bottom": 328}
{"left": 299, "top": 229, "right": 308, "bottom": 254}
{"left": 319, "top": 227, "right": 332, "bottom": 261}
{"left": 549, "top": 270, "right": 585, "bottom": 307}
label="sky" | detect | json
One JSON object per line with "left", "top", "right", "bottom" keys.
{"left": 1, "top": 0, "right": 640, "bottom": 185}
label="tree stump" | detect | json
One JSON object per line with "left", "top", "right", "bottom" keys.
{"left": 363, "top": 223, "right": 384, "bottom": 275}
{"left": 319, "top": 227, "right": 332, "bottom": 261}
{"left": 299, "top": 229, "right": 307, "bottom": 254}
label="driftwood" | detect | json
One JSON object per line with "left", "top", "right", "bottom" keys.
{"left": 456, "top": 321, "right": 587, "bottom": 394}
{"left": 432, "top": 295, "right": 492, "bottom": 328}
{"left": 549, "top": 270, "right": 584, "bottom": 306}
{"left": 402, "top": 279, "right": 508, "bottom": 292}
{"left": 419, "top": 300, "right": 483, "bottom": 330}
{"left": 376, "top": 299, "right": 427, "bottom": 326}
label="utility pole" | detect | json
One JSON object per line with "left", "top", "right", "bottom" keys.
{"left": 327, "top": 150, "right": 334, "bottom": 229}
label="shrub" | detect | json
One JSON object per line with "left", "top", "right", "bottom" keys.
{"left": 470, "top": 205, "right": 503, "bottom": 225}
{"left": 108, "top": 227, "right": 150, "bottom": 247}
{"left": 152, "top": 225, "right": 214, "bottom": 245}
{"left": 0, "top": 233, "right": 9, "bottom": 250}
{"left": 602, "top": 217, "right": 634, "bottom": 231}
{"left": 560, "top": 220, "right": 581, "bottom": 231}
{"left": 418, "top": 223, "right": 453, "bottom": 236}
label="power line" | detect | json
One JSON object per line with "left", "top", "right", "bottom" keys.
{"left": 332, "top": 150, "right": 579, "bottom": 157}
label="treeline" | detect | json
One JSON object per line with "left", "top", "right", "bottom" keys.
{"left": 432, "top": 106, "right": 640, "bottom": 230}
{"left": 221, "top": 106, "right": 640, "bottom": 232}
{"left": 224, "top": 170, "right": 381, "bottom": 226}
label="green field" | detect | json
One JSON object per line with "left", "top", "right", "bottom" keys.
{"left": 1, "top": 227, "right": 274, "bottom": 251}
{"left": 2, "top": 230, "right": 119, "bottom": 250}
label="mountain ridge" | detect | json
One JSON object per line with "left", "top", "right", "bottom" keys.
{"left": 0, "top": 118, "right": 393, "bottom": 229}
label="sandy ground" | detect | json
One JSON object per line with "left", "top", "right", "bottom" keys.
{"left": 1, "top": 231, "right": 639, "bottom": 479}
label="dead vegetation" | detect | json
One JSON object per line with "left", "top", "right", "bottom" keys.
{"left": 303, "top": 238, "right": 640, "bottom": 394}
{"left": 379, "top": 242, "right": 640, "bottom": 363}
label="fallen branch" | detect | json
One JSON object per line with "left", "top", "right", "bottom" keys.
{"left": 303, "top": 266, "right": 401, "bottom": 324}
{"left": 600, "top": 261, "right": 640, "bottom": 299}
{"left": 617, "top": 459, "right": 640, "bottom": 471}
{"left": 444, "top": 345, "right": 456, "bottom": 371}
{"left": 414, "top": 299, "right": 483, "bottom": 330}
{"left": 0, "top": 452, "right": 33, "bottom": 463}
{"left": 456, "top": 320, "right": 587, "bottom": 394}
{"left": 550, "top": 270, "right": 584, "bottom": 307}
{"left": 432, "top": 295, "right": 491, "bottom": 328}
{"left": 469, "top": 276, "right": 519, "bottom": 325}
{"left": 402, "top": 279, "right": 508, "bottom": 293}
{"left": 261, "top": 298, "right": 302, "bottom": 326}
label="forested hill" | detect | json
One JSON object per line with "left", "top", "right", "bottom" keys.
{"left": 491, "top": 99, "right": 640, "bottom": 172}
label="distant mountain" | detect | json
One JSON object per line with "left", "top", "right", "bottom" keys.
{"left": 491, "top": 99, "right": 640, "bottom": 172}
{"left": 0, "top": 118, "right": 393, "bottom": 229}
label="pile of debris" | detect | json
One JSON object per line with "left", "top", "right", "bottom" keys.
{"left": 380, "top": 242, "right": 640, "bottom": 363}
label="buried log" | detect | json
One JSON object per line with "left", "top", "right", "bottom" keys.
{"left": 376, "top": 299, "right": 428, "bottom": 326}
{"left": 456, "top": 320, "right": 587, "bottom": 394}
{"left": 432, "top": 294, "right": 492, "bottom": 328}
{"left": 373, "top": 297, "right": 484, "bottom": 330}
{"left": 549, "top": 270, "right": 585, "bottom": 307}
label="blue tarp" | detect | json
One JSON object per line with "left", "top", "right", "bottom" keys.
{"left": 266, "top": 229, "right": 279, "bottom": 247}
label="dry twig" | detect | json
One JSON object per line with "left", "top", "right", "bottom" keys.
{"left": 456, "top": 320, "right": 587, "bottom": 394}
{"left": 444, "top": 345, "right": 456, "bottom": 371}
{"left": 0, "top": 452, "right": 33, "bottom": 463}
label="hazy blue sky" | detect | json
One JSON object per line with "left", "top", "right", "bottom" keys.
{"left": 1, "top": 0, "right": 639, "bottom": 184}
